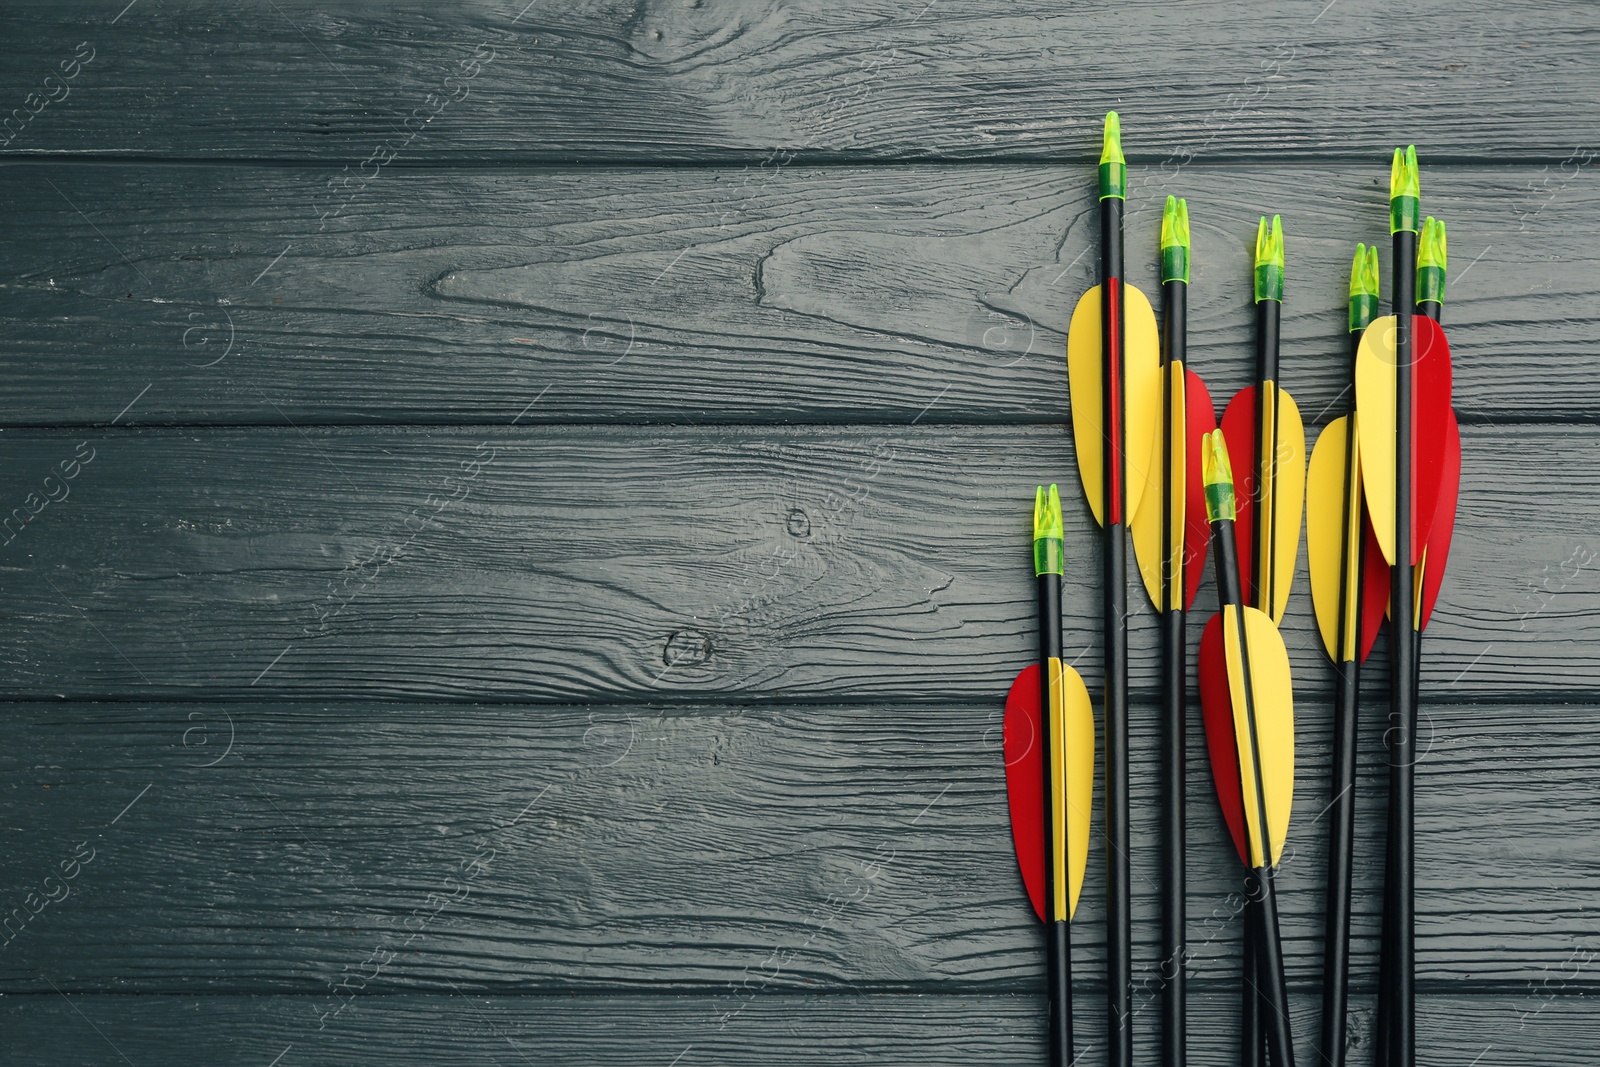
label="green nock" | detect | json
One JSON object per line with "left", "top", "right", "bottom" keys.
{"left": 1348, "top": 243, "right": 1381, "bottom": 332}
{"left": 1253, "top": 214, "right": 1284, "bottom": 303}
{"left": 1390, "top": 144, "right": 1420, "bottom": 234}
{"left": 1098, "top": 111, "right": 1126, "bottom": 201}
{"left": 1161, "top": 195, "right": 1190, "bottom": 283}
{"left": 1201, "top": 430, "right": 1236, "bottom": 523}
{"left": 1417, "top": 216, "right": 1448, "bottom": 307}
{"left": 1033, "top": 484, "right": 1065, "bottom": 576}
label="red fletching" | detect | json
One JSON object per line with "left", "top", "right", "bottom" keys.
{"left": 1420, "top": 408, "right": 1462, "bottom": 631}
{"left": 1183, "top": 368, "right": 1218, "bottom": 611}
{"left": 1197, "top": 614, "right": 1248, "bottom": 866}
{"left": 1003, "top": 664, "right": 1047, "bottom": 923}
{"left": 1360, "top": 515, "right": 1389, "bottom": 664}
{"left": 1409, "top": 316, "right": 1454, "bottom": 563}
{"left": 1220, "top": 388, "right": 1258, "bottom": 607}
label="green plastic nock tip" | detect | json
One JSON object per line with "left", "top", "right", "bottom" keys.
{"left": 1161, "top": 196, "right": 1190, "bottom": 284}
{"left": 1033, "top": 484, "right": 1065, "bottom": 576}
{"left": 1348, "top": 242, "right": 1381, "bottom": 332}
{"left": 1099, "top": 111, "right": 1126, "bottom": 201}
{"left": 1390, "top": 144, "right": 1420, "bottom": 234}
{"left": 1417, "top": 216, "right": 1448, "bottom": 307}
{"left": 1201, "top": 430, "right": 1236, "bottom": 524}
{"left": 1253, "top": 214, "right": 1284, "bottom": 303}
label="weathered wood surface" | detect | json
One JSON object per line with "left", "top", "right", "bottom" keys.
{"left": 0, "top": 702, "right": 1593, "bottom": 992}
{"left": 2, "top": 1, "right": 1597, "bottom": 163}
{"left": 2, "top": 0, "right": 1593, "bottom": 1060}
{"left": 0, "top": 425, "right": 1588, "bottom": 702}
{"left": 0, "top": 992, "right": 1586, "bottom": 1067}
{"left": 0, "top": 163, "right": 1589, "bottom": 426}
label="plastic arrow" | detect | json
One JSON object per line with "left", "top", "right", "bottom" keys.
{"left": 1195, "top": 429, "right": 1297, "bottom": 1067}
{"left": 1004, "top": 484, "right": 1095, "bottom": 1067}
{"left": 1064, "top": 112, "right": 1153, "bottom": 1064}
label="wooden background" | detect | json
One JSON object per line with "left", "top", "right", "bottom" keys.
{"left": 2, "top": 1, "right": 1597, "bottom": 1063}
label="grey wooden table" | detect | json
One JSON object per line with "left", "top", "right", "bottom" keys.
{"left": 2, "top": 2, "right": 1597, "bottom": 1064}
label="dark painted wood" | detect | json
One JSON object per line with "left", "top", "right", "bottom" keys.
{"left": 2, "top": 2, "right": 1597, "bottom": 163}
{"left": 0, "top": 164, "right": 1588, "bottom": 426}
{"left": 0, "top": 425, "right": 1588, "bottom": 702}
{"left": 0, "top": 1, "right": 1590, "bottom": 1054}
{"left": 0, "top": 701, "right": 1594, "bottom": 992}
{"left": 0, "top": 992, "right": 1587, "bottom": 1067}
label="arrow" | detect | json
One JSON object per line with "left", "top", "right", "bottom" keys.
{"left": 1375, "top": 213, "right": 1458, "bottom": 1067}
{"left": 1130, "top": 195, "right": 1216, "bottom": 1067}
{"left": 1195, "top": 430, "right": 1297, "bottom": 1067}
{"left": 1004, "top": 484, "right": 1096, "bottom": 1067}
{"left": 1305, "top": 242, "right": 1389, "bottom": 1067}
{"left": 1067, "top": 110, "right": 1159, "bottom": 1067}
{"left": 1216, "top": 213, "right": 1304, "bottom": 1067}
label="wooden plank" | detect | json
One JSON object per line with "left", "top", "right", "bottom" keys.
{"left": 0, "top": 162, "right": 1586, "bottom": 426}
{"left": 0, "top": 701, "right": 1594, "bottom": 992}
{"left": 0, "top": 991, "right": 1588, "bottom": 1066}
{"left": 2, "top": 1, "right": 1597, "bottom": 163}
{"left": 0, "top": 424, "right": 1588, "bottom": 702}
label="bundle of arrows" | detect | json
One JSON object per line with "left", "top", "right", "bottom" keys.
{"left": 1001, "top": 115, "right": 1458, "bottom": 1067}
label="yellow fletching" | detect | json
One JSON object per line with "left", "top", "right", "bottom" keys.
{"left": 1045, "top": 656, "right": 1096, "bottom": 920}
{"left": 1221, "top": 605, "right": 1295, "bottom": 867}
{"left": 1306, "top": 415, "right": 1364, "bottom": 663}
{"left": 1356, "top": 316, "right": 1400, "bottom": 564}
{"left": 1253, "top": 385, "right": 1306, "bottom": 623}
{"left": 1131, "top": 360, "right": 1187, "bottom": 609}
{"left": 1413, "top": 551, "right": 1427, "bottom": 632}
{"left": 1067, "top": 283, "right": 1161, "bottom": 527}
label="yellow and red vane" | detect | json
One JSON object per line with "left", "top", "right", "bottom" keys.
{"left": 1220, "top": 216, "right": 1305, "bottom": 624}
{"left": 1068, "top": 120, "right": 1160, "bottom": 530}
{"left": 1004, "top": 487, "right": 1095, "bottom": 926}
{"left": 1365, "top": 219, "right": 1462, "bottom": 635}
{"left": 1194, "top": 430, "right": 1298, "bottom": 1067}
{"left": 1196, "top": 434, "right": 1295, "bottom": 872}
{"left": 1130, "top": 195, "right": 1217, "bottom": 615}
{"left": 1415, "top": 217, "right": 1461, "bottom": 633}
{"left": 1357, "top": 153, "right": 1454, "bottom": 568}
{"left": 1307, "top": 244, "right": 1390, "bottom": 668}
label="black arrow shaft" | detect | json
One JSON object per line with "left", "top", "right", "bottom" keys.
{"left": 1099, "top": 194, "right": 1133, "bottom": 1067}
{"left": 1037, "top": 571, "right": 1073, "bottom": 1067}
{"left": 1159, "top": 277, "right": 1188, "bottom": 1067}
{"left": 1384, "top": 226, "right": 1419, "bottom": 1067}
{"left": 1318, "top": 326, "right": 1366, "bottom": 1067}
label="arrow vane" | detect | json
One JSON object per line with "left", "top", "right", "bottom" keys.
{"left": 1221, "top": 216, "right": 1306, "bottom": 626}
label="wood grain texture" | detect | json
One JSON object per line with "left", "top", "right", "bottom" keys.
{"left": 0, "top": 702, "right": 1594, "bottom": 993}
{"left": 1, "top": 0, "right": 1591, "bottom": 1047}
{"left": 0, "top": 163, "right": 1587, "bottom": 426}
{"left": 0, "top": 424, "right": 1588, "bottom": 702}
{"left": 2, "top": 1, "right": 1597, "bottom": 163}
{"left": 0, "top": 992, "right": 1585, "bottom": 1067}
